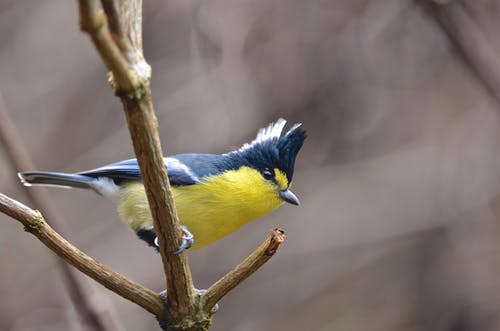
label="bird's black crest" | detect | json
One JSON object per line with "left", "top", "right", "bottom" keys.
{"left": 228, "top": 119, "right": 306, "bottom": 183}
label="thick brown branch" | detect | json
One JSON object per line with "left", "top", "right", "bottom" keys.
{"left": 78, "top": 0, "right": 195, "bottom": 322}
{"left": 202, "top": 228, "right": 286, "bottom": 312}
{"left": 0, "top": 193, "right": 163, "bottom": 316}
{"left": 121, "top": 96, "right": 196, "bottom": 318}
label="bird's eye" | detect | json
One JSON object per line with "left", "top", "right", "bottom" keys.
{"left": 262, "top": 169, "right": 274, "bottom": 180}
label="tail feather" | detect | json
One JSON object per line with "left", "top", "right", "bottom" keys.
{"left": 18, "top": 172, "right": 95, "bottom": 189}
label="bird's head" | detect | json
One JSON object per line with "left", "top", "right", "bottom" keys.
{"left": 227, "top": 118, "right": 306, "bottom": 206}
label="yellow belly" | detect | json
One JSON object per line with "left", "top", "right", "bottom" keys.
{"left": 116, "top": 167, "right": 284, "bottom": 249}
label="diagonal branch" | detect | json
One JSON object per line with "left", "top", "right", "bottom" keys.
{"left": 100, "top": 0, "right": 124, "bottom": 38}
{"left": 202, "top": 228, "right": 286, "bottom": 312}
{"left": 0, "top": 192, "right": 163, "bottom": 316}
{"left": 0, "top": 93, "right": 125, "bottom": 331}
{"left": 79, "top": 0, "right": 139, "bottom": 93}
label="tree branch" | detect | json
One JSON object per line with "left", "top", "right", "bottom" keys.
{"left": 0, "top": 193, "right": 163, "bottom": 316}
{"left": 1, "top": 1, "right": 292, "bottom": 329}
{"left": 202, "top": 228, "right": 286, "bottom": 312}
{"left": 79, "top": 0, "right": 139, "bottom": 93}
{"left": 100, "top": 0, "right": 124, "bottom": 39}
{"left": 121, "top": 97, "right": 196, "bottom": 314}
{"left": 78, "top": 0, "right": 196, "bottom": 324}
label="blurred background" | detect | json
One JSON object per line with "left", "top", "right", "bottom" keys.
{"left": 2, "top": 0, "right": 500, "bottom": 330}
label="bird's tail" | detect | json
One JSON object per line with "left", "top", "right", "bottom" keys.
{"left": 18, "top": 172, "right": 95, "bottom": 189}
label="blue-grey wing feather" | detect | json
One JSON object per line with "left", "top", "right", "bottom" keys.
{"left": 78, "top": 157, "right": 200, "bottom": 186}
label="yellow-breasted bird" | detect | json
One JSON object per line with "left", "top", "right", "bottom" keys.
{"left": 18, "top": 118, "right": 306, "bottom": 253}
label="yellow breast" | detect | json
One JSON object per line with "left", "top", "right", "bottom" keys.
{"left": 116, "top": 166, "right": 285, "bottom": 249}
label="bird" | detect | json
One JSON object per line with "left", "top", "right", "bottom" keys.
{"left": 18, "top": 118, "right": 306, "bottom": 253}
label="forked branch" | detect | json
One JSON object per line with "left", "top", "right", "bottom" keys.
{"left": 78, "top": 0, "right": 196, "bottom": 322}
{"left": 0, "top": 190, "right": 286, "bottom": 329}
{"left": 0, "top": 1, "right": 289, "bottom": 330}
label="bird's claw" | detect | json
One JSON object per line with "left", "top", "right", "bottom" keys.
{"left": 172, "top": 226, "right": 194, "bottom": 254}
{"left": 159, "top": 289, "right": 167, "bottom": 300}
{"left": 154, "top": 225, "right": 194, "bottom": 254}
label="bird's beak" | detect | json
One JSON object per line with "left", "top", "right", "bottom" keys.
{"left": 279, "top": 189, "right": 300, "bottom": 206}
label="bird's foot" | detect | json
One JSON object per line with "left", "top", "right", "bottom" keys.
{"left": 172, "top": 225, "right": 194, "bottom": 254}
{"left": 154, "top": 225, "right": 194, "bottom": 255}
{"left": 159, "top": 289, "right": 167, "bottom": 301}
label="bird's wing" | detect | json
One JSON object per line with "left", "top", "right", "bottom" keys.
{"left": 78, "top": 157, "right": 200, "bottom": 186}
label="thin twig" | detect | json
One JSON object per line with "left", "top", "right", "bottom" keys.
{"left": 100, "top": 0, "right": 124, "bottom": 39}
{"left": 79, "top": 0, "right": 139, "bottom": 93}
{"left": 121, "top": 0, "right": 143, "bottom": 51}
{"left": 202, "top": 228, "right": 286, "bottom": 312}
{"left": 0, "top": 192, "right": 163, "bottom": 316}
{"left": 0, "top": 93, "right": 125, "bottom": 331}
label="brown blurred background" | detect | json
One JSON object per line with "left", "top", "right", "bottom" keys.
{"left": 2, "top": 0, "right": 500, "bottom": 330}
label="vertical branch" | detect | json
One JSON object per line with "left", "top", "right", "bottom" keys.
{"left": 120, "top": 95, "right": 196, "bottom": 317}
{"left": 79, "top": 0, "right": 196, "bottom": 323}
{"left": 116, "top": 0, "right": 143, "bottom": 51}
